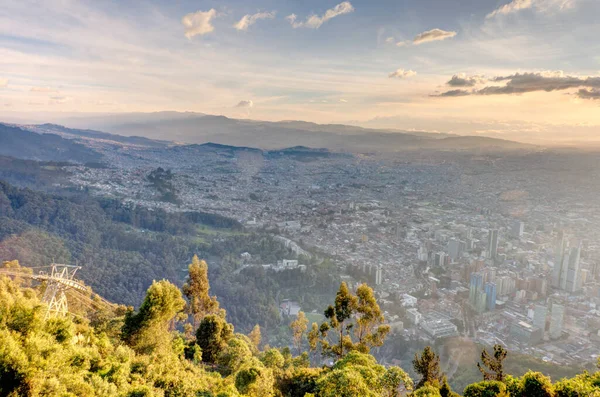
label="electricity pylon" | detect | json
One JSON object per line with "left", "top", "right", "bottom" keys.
{"left": 40, "top": 264, "right": 86, "bottom": 320}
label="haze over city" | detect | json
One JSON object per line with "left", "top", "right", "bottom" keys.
{"left": 3, "top": 1, "right": 600, "bottom": 396}
{"left": 1, "top": 0, "right": 600, "bottom": 144}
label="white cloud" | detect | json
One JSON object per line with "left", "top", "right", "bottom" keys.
{"left": 30, "top": 86, "right": 56, "bottom": 92}
{"left": 182, "top": 9, "right": 217, "bottom": 38}
{"left": 413, "top": 29, "right": 457, "bottom": 45}
{"left": 486, "top": 0, "right": 576, "bottom": 18}
{"left": 486, "top": 0, "right": 533, "bottom": 18}
{"left": 0, "top": 79, "right": 8, "bottom": 88}
{"left": 339, "top": 99, "right": 348, "bottom": 102}
{"left": 285, "top": 14, "right": 301, "bottom": 28}
{"left": 385, "top": 37, "right": 409, "bottom": 47}
{"left": 535, "top": 0, "right": 577, "bottom": 13}
{"left": 286, "top": 1, "right": 354, "bottom": 29}
{"left": 388, "top": 69, "right": 417, "bottom": 79}
{"left": 234, "top": 11, "right": 276, "bottom": 31}
{"left": 235, "top": 100, "right": 254, "bottom": 108}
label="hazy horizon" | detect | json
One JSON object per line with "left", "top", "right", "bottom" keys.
{"left": 1, "top": 0, "right": 600, "bottom": 145}
{"left": 1, "top": 109, "right": 600, "bottom": 148}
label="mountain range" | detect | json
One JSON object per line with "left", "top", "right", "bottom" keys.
{"left": 47, "top": 112, "right": 536, "bottom": 152}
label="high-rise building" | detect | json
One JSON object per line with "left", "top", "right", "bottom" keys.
{"left": 463, "top": 228, "right": 473, "bottom": 240}
{"left": 447, "top": 239, "right": 461, "bottom": 261}
{"left": 459, "top": 240, "right": 467, "bottom": 253}
{"left": 511, "top": 220, "right": 525, "bottom": 238}
{"left": 417, "top": 245, "right": 429, "bottom": 262}
{"left": 484, "top": 282, "right": 497, "bottom": 311}
{"left": 553, "top": 231, "right": 567, "bottom": 288}
{"left": 482, "top": 267, "right": 497, "bottom": 283}
{"left": 580, "top": 269, "right": 590, "bottom": 288}
{"left": 375, "top": 265, "right": 383, "bottom": 285}
{"left": 434, "top": 252, "right": 446, "bottom": 267}
{"left": 566, "top": 242, "right": 581, "bottom": 293}
{"left": 533, "top": 305, "right": 547, "bottom": 337}
{"left": 533, "top": 277, "right": 548, "bottom": 297}
{"left": 549, "top": 303, "right": 565, "bottom": 339}
{"left": 487, "top": 229, "right": 499, "bottom": 260}
{"left": 470, "top": 272, "right": 484, "bottom": 305}
{"left": 465, "top": 238, "right": 475, "bottom": 251}
{"left": 560, "top": 251, "right": 570, "bottom": 290}
{"left": 476, "top": 291, "right": 488, "bottom": 313}
{"left": 496, "top": 275, "right": 516, "bottom": 296}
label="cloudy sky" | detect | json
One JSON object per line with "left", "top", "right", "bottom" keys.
{"left": 0, "top": 0, "right": 599, "bottom": 143}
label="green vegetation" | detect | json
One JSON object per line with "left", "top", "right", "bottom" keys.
{"left": 478, "top": 345, "right": 507, "bottom": 382}
{"left": 315, "top": 283, "right": 390, "bottom": 359}
{"left": 0, "top": 180, "right": 339, "bottom": 334}
{"left": 146, "top": 167, "right": 180, "bottom": 204}
{"left": 2, "top": 258, "right": 600, "bottom": 397}
{"left": 446, "top": 342, "right": 587, "bottom": 393}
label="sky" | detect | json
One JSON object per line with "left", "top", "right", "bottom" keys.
{"left": 0, "top": 0, "right": 599, "bottom": 143}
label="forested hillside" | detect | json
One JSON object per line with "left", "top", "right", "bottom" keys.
{"left": 0, "top": 123, "right": 102, "bottom": 163}
{"left": 0, "top": 180, "right": 338, "bottom": 334}
{"left": 1, "top": 261, "right": 599, "bottom": 397}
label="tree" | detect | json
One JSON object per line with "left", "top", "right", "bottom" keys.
{"left": 463, "top": 380, "right": 509, "bottom": 397}
{"left": 554, "top": 372, "right": 600, "bottom": 397}
{"left": 411, "top": 384, "right": 442, "bottom": 397}
{"left": 308, "top": 322, "right": 319, "bottom": 352}
{"left": 195, "top": 314, "right": 234, "bottom": 364}
{"left": 317, "top": 282, "right": 391, "bottom": 360}
{"left": 519, "top": 371, "right": 555, "bottom": 397}
{"left": 290, "top": 311, "right": 309, "bottom": 354}
{"left": 234, "top": 358, "right": 275, "bottom": 397}
{"left": 381, "top": 366, "right": 414, "bottom": 397}
{"left": 261, "top": 348, "right": 285, "bottom": 370}
{"left": 321, "top": 282, "right": 358, "bottom": 359}
{"left": 439, "top": 376, "right": 460, "bottom": 397}
{"left": 0, "top": 329, "right": 30, "bottom": 397}
{"left": 316, "top": 352, "right": 385, "bottom": 397}
{"left": 249, "top": 324, "right": 262, "bottom": 350}
{"left": 182, "top": 255, "right": 220, "bottom": 328}
{"left": 218, "top": 335, "right": 254, "bottom": 374}
{"left": 121, "top": 280, "right": 185, "bottom": 353}
{"left": 413, "top": 346, "right": 443, "bottom": 389}
{"left": 478, "top": 344, "right": 508, "bottom": 382}
{"left": 354, "top": 284, "right": 390, "bottom": 353}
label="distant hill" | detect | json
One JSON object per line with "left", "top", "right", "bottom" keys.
{"left": 168, "top": 142, "right": 263, "bottom": 158}
{"left": 32, "top": 123, "right": 168, "bottom": 148}
{"left": 427, "top": 136, "right": 537, "bottom": 150}
{"left": 0, "top": 123, "right": 102, "bottom": 163}
{"left": 48, "top": 112, "right": 535, "bottom": 153}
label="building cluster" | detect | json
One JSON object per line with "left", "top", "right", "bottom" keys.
{"left": 55, "top": 132, "right": 600, "bottom": 367}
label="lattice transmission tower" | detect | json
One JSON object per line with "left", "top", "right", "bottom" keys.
{"left": 39, "top": 264, "right": 87, "bottom": 320}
